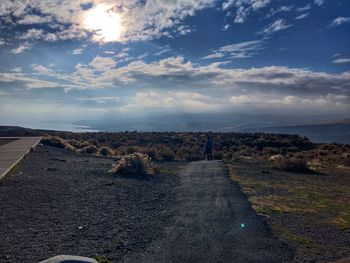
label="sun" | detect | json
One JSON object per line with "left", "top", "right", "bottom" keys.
{"left": 84, "top": 5, "right": 122, "bottom": 43}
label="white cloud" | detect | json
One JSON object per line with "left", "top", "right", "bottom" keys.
{"left": 77, "top": 96, "right": 121, "bottom": 104}
{"left": 3, "top": 0, "right": 216, "bottom": 43}
{"left": 222, "top": 24, "right": 230, "bottom": 31}
{"left": 314, "top": 0, "right": 324, "bottom": 6}
{"left": 333, "top": 58, "right": 350, "bottom": 64}
{"left": 154, "top": 48, "right": 171, "bottom": 56}
{"left": 16, "top": 14, "right": 53, "bottom": 24}
{"left": 295, "top": 13, "right": 309, "bottom": 20}
{"left": 202, "top": 52, "right": 225, "bottom": 59}
{"left": 0, "top": 55, "right": 349, "bottom": 113}
{"left": 296, "top": 5, "right": 311, "bottom": 12}
{"left": 267, "top": 5, "right": 294, "bottom": 18}
{"left": 11, "top": 67, "right": 22, "bottom": 72}
{"left": 222, "top": 0, "right": 271, "bottom": 23}
{"left": 128, "top": 90, "right": 221, "bottom": 111}
{"left": 19, "top": 28, "right": 45, "bottom": 40}
{"left": 203, "top": 40, "right": 264, "bottom": 59}
{"left": 31, "top": 64, "right": 53, "bottom": 74}
{"left": 71, "top": 48, "right": 83, "bottom": 55}
{"left": 0, "top": 38, "right": 6, "bottom": 45}
{"left": 229, "top": 93, "right": 349, "bottom": 109}
{"left": 329, "top": 17, "right": 350, "bottom": 28}
{"left": 10, "top": 41, "right": 32, "bottom": 54}
{"left": 89, "top": 56, "right": 116, "bottom": 71}
{"left": 259, "top": 19, "right": 292, "bottom": 35}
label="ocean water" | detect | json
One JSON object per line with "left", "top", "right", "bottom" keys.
{"left": 6, "top": 122, "right": 99, "bottom": 132}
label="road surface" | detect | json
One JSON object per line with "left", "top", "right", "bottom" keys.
{"left": 123, "top": 160, "right": 292, "bottom": 263}
{"left": 0, "top": 137, "right": 41, "bottom": 179}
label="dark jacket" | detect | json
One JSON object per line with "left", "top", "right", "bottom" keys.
{"left": 205, "top": 137, "right": 213, "bottom": 151}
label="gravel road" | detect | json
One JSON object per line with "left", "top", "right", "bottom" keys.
{"left": 123, "top": 160, "right": 293, "bottom": 263}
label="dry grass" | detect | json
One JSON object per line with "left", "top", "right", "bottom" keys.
{"left": 228, "top": 161, "right": 350, "bottom": 229}
{"left": 274, "top": 157, "right": 310, "bottom": 173}
{"left": 227, "top": 160, "right": 350, "bottom": 261}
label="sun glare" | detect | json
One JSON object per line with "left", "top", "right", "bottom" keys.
{"left": 84, "top": 5, "right": 122, "bottom": 43}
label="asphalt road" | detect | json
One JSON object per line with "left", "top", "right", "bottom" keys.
{"left": 123, "top": 160, "right": 293, "bottom": 263}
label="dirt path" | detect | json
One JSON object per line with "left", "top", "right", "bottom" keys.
{"left": 123, "top": 160, "right": 293, "bottom": 263}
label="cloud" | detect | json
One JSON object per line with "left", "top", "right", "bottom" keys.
{"left": 154, "top": 48, "right": 171, "bottom": 56}
{"left": 71, "top": 48, "right": 83, "bottom": 55}
{"left": 203, "top": 40, "right": 264, "bottom": 59}
{"left": 16, "top": 14, "right": 53, "bottom": 24}
{"left": 222, "top": 24, "right": 230, "bottom": 31}
{"left": 333, "top": 58, "right": 350, "bottom": 64}
{"left": 202, "top": 53, "right": 225, "bottom": 59}
{"left": 314, "top": 0, "right": 324, "bottom": 6}
{"left": 259, "top": 19, "right": 292, "bottom": 35}
{"left": 89, "top": 56, "right": 116, "bottom": 71}
{"left": 77, "top": 96, "right": 121, "bottom": 104}
{"left": 295, "top": 13, "right": 309, "bottom": 20}
{"left": 1, "top": 55, "right": 349, "bottom": 98}
{"left": 266, "top": 5, "right": 294, "bottom": 18}
{"left": 222, "top": 0, "right": 271, "bottom": 23}
{"left": 10, "top": 41, "right": 32, "bottom": 54}
{"left": 127, "top": 90, "right": 222, "bottom": 112}
{"left": 229, "top": 93, "right": 349, "bottom": 110}
{"left": 2, "top": 0, "right": 216, "bottom": 43}
{"left": 296, "top": 5, "right": 311, "bottom": 12}
{"left": 329, "top": 17, "right": 350, "bottom": 28}
{"left": 31, "top": 64, "right": 53, "bottom": 74}
{"left": 19, "top": 28, "right": 45, "bottom": 40}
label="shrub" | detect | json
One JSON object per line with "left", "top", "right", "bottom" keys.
{"left": 41, "top": 136, "right": 66, "bottom": 148}
{"left": 41, "top": 136, "right": 75, "bottom": 151}
{"left": 98, "top": 146, "right": 114, "bottom": 156}
{"left": 80, "top": 145, "right": 98, "bottom": 154}
{"left": 274, "top": 157, "right": 310, "bottom": 173}
{"left": 141, "top": 147, "right": 156, "bottom": 160}
{"left": 158, "top": 146, "right": 175, "bottom": 161}
{"left": 109, "top": 152, "right": 154, "bottom": 175}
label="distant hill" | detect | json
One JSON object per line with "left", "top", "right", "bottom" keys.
{"left": 0, "top": 126, "right": 44, "bottom": 137}
{"left": 1, "top": 117, "right": 349, "bottom": 145}
{"left": 252, "top": 122, "right": 350, "bottom": 144}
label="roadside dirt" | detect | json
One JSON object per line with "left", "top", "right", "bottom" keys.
{"left": 0, "top": 146, "right": 179, "bottom": 263}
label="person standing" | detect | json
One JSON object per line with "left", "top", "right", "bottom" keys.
{"left": 205, "top": 135, "right": 213, "bottom": 161}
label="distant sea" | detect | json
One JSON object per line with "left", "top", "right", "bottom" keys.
{"left": 6, "top": 122, "right": 99, "bottom": 132}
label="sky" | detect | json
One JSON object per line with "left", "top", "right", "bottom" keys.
{"left": 0, "top": 0, "right": 349, "bottom": 129}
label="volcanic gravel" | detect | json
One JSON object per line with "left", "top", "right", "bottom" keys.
{"left": 0, "top": 145, "right": 179, "bottom": 263}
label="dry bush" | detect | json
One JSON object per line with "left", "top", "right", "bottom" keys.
{"left": 178, "top": 145, "right": 203, "bottom": 161}
{"left": 274, "top": 157, "right": 310, "bottom": 173}
{"left": 109, "top": 152, "right": 154, "bottom": 175}
{"left": 270, "top": 154, "right": 285, "bottom": 162}
{"left": 98, "top": 146, "right": 114, "bottom": 156}
{"left": 157, "top": 146, "right": 175, "bottom": 161}
{"left": 140, "top": 147, "right": 156, "bottom": 160}
{"left": 41, "top": 136, "right": 76, "bottom": 151}
{"left": 80, "top": 145, "right": 98, "bottom": 154}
